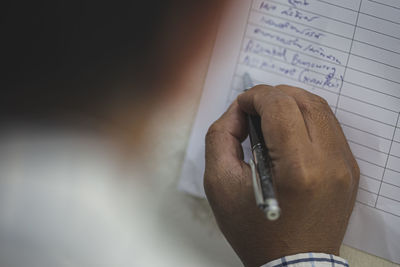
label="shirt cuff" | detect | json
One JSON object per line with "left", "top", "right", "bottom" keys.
{"left": 260, "top": 252, "right": 349, "bottom": 267}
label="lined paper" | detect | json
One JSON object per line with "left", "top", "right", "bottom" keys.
{"left": 179, "top": 0, "right": 400, "bottom": 263}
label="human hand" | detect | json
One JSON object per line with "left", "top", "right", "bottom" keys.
{"left": 204, "top": 85, "right": 360, "bottom": 267}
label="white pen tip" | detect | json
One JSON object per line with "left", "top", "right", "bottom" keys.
{"left": 243, "top": 72, "right": 254, "bottom": 90}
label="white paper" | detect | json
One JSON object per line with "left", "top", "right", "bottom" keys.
{"left": 179, "top": 0, "right": 400, "bottom": 263}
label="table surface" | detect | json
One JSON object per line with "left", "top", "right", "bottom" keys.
{"left": 146, "top": 33, "right": 400, "bottom": 266}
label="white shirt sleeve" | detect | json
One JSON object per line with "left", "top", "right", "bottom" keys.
{"left": 260, "top": 252, "right": 349, "bottom": 267}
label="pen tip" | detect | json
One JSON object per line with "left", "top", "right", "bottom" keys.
{"left": 243, "top": 72, "right": 253, "bottom": 90}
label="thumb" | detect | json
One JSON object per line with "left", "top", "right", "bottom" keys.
{"left": 205, "top": 100, "right": 248, "bottom": 168}
{"left": 204, "top": 100, "right": 252, "bottom": 202}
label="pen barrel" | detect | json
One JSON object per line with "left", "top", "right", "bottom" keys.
{"left": 252, "top": 144, "right": 276, "bottom": 200}
{"left": 248, "top": 115, "right": 276, "bottom": 200}
{"left": 244, "top": 74, "right": 280, "bottom": 220}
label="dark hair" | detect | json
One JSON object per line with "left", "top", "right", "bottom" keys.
{"left": 2, "top": 0, "right": 209, "bottom": 120}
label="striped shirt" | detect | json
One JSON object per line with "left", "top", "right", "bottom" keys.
{"left": 261, "top": 253, "right": 349, "bottom": 267}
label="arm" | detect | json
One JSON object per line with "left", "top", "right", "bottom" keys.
{"left": 204, "top": 85, "right": 359, "bottom": 267}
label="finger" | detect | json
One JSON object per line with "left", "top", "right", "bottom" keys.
{"left": 237, "top": 85, "right": 311, "bottom": 158}
{"left": 204, "top": 100, "right": 252, "bottom": 203}
{"left": 275, "top": 85, "right": 344, "bottom": 147}
{"left": 205, "top": 100, "right": 248, "bottom": 169}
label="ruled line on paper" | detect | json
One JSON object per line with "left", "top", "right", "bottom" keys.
{"left": 368, "top": 0, "right": 400, "bottom": 10}
{"left": 226, "top": 0, "right": 400, "bottom": 217}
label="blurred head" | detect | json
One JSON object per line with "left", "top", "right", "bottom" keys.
{"left": 2, "top": 0, "right": 225, "bottom": 130}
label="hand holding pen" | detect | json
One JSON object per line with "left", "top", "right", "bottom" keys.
{"left": 204, "top": 82, "right": 359, "bottom": 266}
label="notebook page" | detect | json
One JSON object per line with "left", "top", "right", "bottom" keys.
{"left": 179, "top": 0, "right": 400, "bottom": 263}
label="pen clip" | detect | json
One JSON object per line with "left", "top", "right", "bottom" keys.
{"left": 250, "top": 159, "right": 264, "bottom": 207}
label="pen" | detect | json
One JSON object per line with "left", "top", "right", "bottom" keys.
{"left": 243, "top": 73, "right": 280, "bottom": 221}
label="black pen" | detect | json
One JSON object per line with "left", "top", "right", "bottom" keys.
{"left": 243, "top": 73, "right": 280, "bottom": 221}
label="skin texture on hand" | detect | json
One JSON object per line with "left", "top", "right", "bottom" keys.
{"left": 204, "top": 85, "right": 360, "bottom": 267}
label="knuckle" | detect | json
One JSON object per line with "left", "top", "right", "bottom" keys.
{"left": 275, "top": 84, "right": 291, "bottom": 90}
{"left": 313, "top": 95, "right": 329, "bottom": 106}
{"left": 252, "top": 85, "right": 297, "bottom": 113}
{"left": 300, "top": 94, "right": 328, "bottom": 111}
{"left": 206, "top": 121, "right": 220, "bottom": 135}
{"left": 297, "top": 96, "right": 333, "bottom": 125}
{"left": 276, "top": 84, "right": 304, "bottom": 96}
{"left": 277, "top": 94, "right": 296, "bottom": 105}
{"left": 270, "top": 97, "right": 298, "bottom": 119}
{"left": 253, "top": 84, "right": 268, "bottom": 91}
{"left": 270, "top": 94, "right": 296, "bottom": 109}
{"left": 331, "top": 160, "right": 353, "bottom": 189}
{"left": 277, "top": 157, "right": 319, "bottom": 193}
{"left": 276, "top": 152, "right": 358, "bottom": 196}
{"left": 251, "top": 85, "right": 271, "bottom": 100}
{"left": 205, "top": 122, "right": 222, "bottom": 143}
{"left": 276, "top": 84, "right": 307, "bottom": 98}
{"left": 309, "top": 95, "right": 331, "bottom": 114}
{"left": 353, "top": 160, "right": 361, "bottom": 182}
{"left": 259, "top": 95, "right": 298, "bottom": 126}
{"left": 253, "top": 92, "right": 266, "bottom": 112}
{"left": 296, "top": 163, "right": 319, "bottom": 191}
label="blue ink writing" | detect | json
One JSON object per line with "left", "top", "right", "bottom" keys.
{"left": 291, "top": 53, "right": 337, "bottom": 74}
{"left": 280, "top": 7, "right": 319, "bottom": 22}
{"left": 260, "top": 17, "right": 325, "bottom": 40}
{"left": 254, "top": 28, "right": 303, "bottom": 49}
{"left": 243, "top": 55, "right": 297, "bottom": 77}
{"left": 299, "top": 69, "right": 342, "bottom": 89}
{"left": 260, "top": 1, "right": 277, "bottom": 11}
{"left": 302, "top": 44, "right": 342, "bottom": 65}
{"left": 245, "top": 40, "right": 288, "bottom": 61}
{"left": 288, "top": 0, "right": 310, "bottom": 7}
